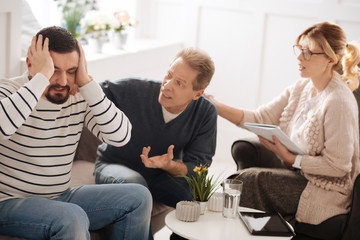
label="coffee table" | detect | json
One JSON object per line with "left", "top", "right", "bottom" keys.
{"left": 165, "top": 207, "right": 293, "bottom": 240}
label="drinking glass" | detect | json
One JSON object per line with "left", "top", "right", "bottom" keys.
{"left": 222, "top": 179, "right": 243, "bottom": 219}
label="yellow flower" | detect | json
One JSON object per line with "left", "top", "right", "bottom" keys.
{"left": 183, "top": 164, "right": 223, "bottom": 202}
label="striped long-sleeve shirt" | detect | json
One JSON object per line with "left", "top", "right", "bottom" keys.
{"left": 0, "top": 72, "right": 132, "bottom": 202}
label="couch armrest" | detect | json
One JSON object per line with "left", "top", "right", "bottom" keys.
{"left": 231, "top": 137, "right": 285, "bottom": 171}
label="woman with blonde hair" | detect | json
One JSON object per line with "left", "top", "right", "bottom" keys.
{"left": 207, "top": 22, "right": 360, "bottom": 238}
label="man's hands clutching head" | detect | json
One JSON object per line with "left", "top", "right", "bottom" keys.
{"left": 27, "top": 36, "right": 93, "bottom": 96}
{"left": 74, "top": 40, "right": 92, "bottom": 89}
{"left": 27, "top": 35, "right": 54, "bottom": 80}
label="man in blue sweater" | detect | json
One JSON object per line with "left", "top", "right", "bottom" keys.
{"left": 95, "top": 47, "right": 217, "bottom": 212}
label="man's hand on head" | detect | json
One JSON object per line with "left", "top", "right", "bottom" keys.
{"left": 75, "top": 40, "right": 92, "bottom": 88}
{"left": 27, "top": 35, "right": 54, "bottom": 80}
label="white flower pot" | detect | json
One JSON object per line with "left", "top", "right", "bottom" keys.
{"left": 112, "top": 31, "right": 128, "bottom": 49}
{"left": 197, "top": 201, "right": 208, "bottom": 215}
{"left": 208, "top": 192, "right": 223, "bottom": 212}
{"left": 88, "top": 38, "right": 105, "bottom": 53}
{"left": 175, "top": 201, "right": 201, "bottom": 222}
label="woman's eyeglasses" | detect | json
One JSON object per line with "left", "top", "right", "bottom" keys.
{"left": 293, "top": 45, "right": 325, "bottom": 60}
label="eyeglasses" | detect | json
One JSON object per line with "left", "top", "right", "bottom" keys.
{"left": 293, "top": 45, "right": 325, "bottom": 60}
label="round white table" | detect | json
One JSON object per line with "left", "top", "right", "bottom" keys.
{"left": 165, "top": 207, "right": 293, "bottom": 240}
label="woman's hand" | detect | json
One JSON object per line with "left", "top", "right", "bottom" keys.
{"left": 204, "top": 93, "right": 216, "bottom": 103}
{"left": 259, "top": 135, "right": 296, "bottom": 168}
{"left": 203, "top": 93, "right": 245, "bottom": 125}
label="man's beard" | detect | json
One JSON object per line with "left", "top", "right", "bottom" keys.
{"left": 45, "top": 84, "right": 70, "bottom": 104}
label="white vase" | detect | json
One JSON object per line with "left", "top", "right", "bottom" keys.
{"left": 112, "top": 31, "right": 128, "bottom": 49}
{"left": 208, "top": 192, "right": 223, "bottom": 212}
{"left": 88, "top": 38, "right": 104, "bottom": 53}
{"left": 197, "top": 201, "right": 207, "bottom": 215}
{"left": 175, "top": 201, "right": 200, "bottom": 222}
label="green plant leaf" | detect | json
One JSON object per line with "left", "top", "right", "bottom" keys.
{"left": 181, "top": 164, "right": 224, "bottom": 202}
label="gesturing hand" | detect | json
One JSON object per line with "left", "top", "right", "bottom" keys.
{"left": 140, "top": 145, "right": 174, "bottom": 169}
{"left": 27, "top": 35, "right": 54, "bottom": 80}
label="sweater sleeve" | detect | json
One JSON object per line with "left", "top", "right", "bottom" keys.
{"left": 80, "top": 80, "right": 132, "bottom": 147}
{"left": 0, "top": 73, "right": 49, "bottom": 139}
{"left": 240, "top": 84, "right": 294, "bottom": 127}
{"left": 182, "top": 100, "right": 217, "bottom": 177}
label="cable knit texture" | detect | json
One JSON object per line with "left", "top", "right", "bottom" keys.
{"left": 240, "top": 72, "right": 359, "bottom": 224}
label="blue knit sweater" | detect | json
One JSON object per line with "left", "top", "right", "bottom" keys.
{"left": 98, "top": 78, "right": 217, "bottom": 179}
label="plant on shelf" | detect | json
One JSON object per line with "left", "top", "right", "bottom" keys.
{"left": 80, "top": 10, "right": 113, "bottom": 40}
{"left": 182, "top": 164, "right": 223, "bottom": 202}
{"left": 54, "top": 0, "right": 98, "bottom": 38}
{"left": 111, "top": 10, "right": 138, "bottom": 33}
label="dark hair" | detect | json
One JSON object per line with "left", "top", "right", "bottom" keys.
{"left": 171, "top": 47, "right": 215, "bottom": 90}
{"left": 36, "top": 26, "right": 80, "bottom": 54}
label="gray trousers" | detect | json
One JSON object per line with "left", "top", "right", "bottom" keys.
{"left": 231, "top": 139, "right": 308, "bottom": 219}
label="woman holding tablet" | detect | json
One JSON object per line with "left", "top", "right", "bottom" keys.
{"left": 206, "top": 22, "right": 360, "bottom": 237}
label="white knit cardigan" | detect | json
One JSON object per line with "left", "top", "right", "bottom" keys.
{"left": 241, "top": 73, "right": 359, "bottom": 224}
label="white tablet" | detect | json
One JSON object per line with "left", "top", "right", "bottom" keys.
{"left": 244, "top": 122, "right": 305, "bottom": 155}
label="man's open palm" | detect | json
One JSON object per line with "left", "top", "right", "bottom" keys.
{"left": 140, "top": 145, "right": 174, "bottom": 169}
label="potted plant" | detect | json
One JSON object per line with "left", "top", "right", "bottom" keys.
{"left": 111, "top": 10, "right": 138, "bottom": 49}
{"left": 80, "top": 10, "right": 113, "bottom": 53}
{"left": 54, "top": 0, "right": 98, "bottom": 38}
{"left": 182, "top": 164, "right": 223, "bottom": 214}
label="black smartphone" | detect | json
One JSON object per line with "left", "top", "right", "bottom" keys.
{"left": 238, "top": 211, "right": 295, "bottom": 237}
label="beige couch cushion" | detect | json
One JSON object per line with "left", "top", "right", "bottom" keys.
{"left": 71, "top": 160, "right": 96, "bottom": 186}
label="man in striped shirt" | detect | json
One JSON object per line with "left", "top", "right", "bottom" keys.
{"left": 0, "top": 26, "right": 153, "bottom": 240}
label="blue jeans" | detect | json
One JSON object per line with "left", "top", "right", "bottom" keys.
{"left": 0, "top": 184, "right": 153, "bottom": 240}
{"left": 94, "top": 161, "right": 193, "bottom": 208}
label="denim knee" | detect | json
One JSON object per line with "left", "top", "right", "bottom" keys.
{"left": 138, "top": 185, "right": 153, "bottom": 211}
{"left": 94, "top": 168, "right": 148, "bottom": 187}
{"left": 121, "top": 184, "right": 152, "bottom": 214}
{"left": 53, "top": 203, "right": 90, "bottom": 240}
{"left": 123, "top": 174, "right": 148, "bottom": 186}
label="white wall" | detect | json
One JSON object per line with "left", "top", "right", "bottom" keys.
{"left": 0, "top": 0, "right": 22, "bottom": 78}
{"left": 2, "top": 0, "right": 360, "bottom": 174}
{"left": 139, "top": 0, "right": 360, "bottom": 171}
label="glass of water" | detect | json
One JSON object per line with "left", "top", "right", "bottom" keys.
{"left": 222, "top": 179, "right": 243, "bottom": 219}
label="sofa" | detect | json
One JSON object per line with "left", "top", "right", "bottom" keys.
{"left": 1, "top": 126, "right": 173, "bottom": 240}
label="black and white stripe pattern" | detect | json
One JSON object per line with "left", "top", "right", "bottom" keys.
{"left": 0, "top": 73, "right": 132, "bottom": 201}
